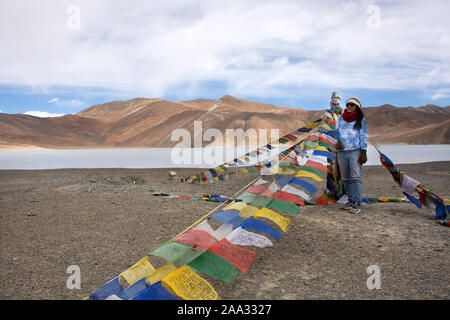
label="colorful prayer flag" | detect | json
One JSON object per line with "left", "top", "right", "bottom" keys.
{"left": 162, "top": 265, "right": 219, "bottom": 300}
{"left": 254, "top": 207, "right": 291, "bottom": 232}
{"left": 209, "top": 239, "right": 257, "bottom": 273}
{"left": 187, "top": 250, "right": 241, "bottom": 283}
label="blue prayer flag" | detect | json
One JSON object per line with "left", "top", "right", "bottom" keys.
{"left": 89, "top": 275, "right": 123, "bottom": 300}
{"left": 312, "top": 150, "right": 335, "bottom": 161}
{"left": 275, "top": 175, "right": 290, "bottom": 186}
{"left": 289, "top": 178, "right": 317, "bottom": 195}
{"left": 132, "top": 282, "right": 180, "bottom": 300}
{"left": 209, "top": 211, "right": 244, "bottom": 229}
{"left": 241, "top": 217, "right": 282, "bottom": 240}
{"left": 117, "top": 278, "right": 149, "bottom": 300}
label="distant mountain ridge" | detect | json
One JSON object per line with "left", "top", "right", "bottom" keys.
{"left": 0, "top": 96, "right": 449, "bottom": 149}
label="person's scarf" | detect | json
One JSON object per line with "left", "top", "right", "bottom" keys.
{"left": 342, "top": 109, "right": 358, "bottom": 122}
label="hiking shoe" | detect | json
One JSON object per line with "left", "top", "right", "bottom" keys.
{"left": 341, "top": 201, "right": 353, "bottom": 210}
{"left": 350, "top": 203, "right": 361, "bottom": 214}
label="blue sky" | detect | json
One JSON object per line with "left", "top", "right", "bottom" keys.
{"left": 1, "top": 0, "right": 449, "bottom": 117}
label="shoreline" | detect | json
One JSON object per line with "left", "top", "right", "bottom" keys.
{"left": 0, "top": 160, "right": 449, "bottom": 172}
{"left": 1, "top": 143, "right": 450, "bottom": 152}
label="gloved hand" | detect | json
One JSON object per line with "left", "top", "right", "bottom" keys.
{"left": 358, "top": 150, "right": 367, "bottom": 164}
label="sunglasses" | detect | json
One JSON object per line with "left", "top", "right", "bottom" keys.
{"left": 346, "top": 102, "right": 358, "bottom": 108}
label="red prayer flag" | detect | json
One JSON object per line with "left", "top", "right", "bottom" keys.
{"left": 275, "top": 191, "right": 305, "bottom": 206}
{"left": 174, "top": 229, "right": 217, "bottom": 252}
{"left": 306, "top": 160, "right": 328, "bottom": 172}
{"left": 247, "top": 184, "right": 269, "bottom": 194}
{"left": 307, "top": 135, "right": 320, "bottom": 142}
{"left": 282, "top": 156, "right": 298, "bottom": 164}
{"left": 209, "top": 239, "right": 257, "bottom": 273}
{"left": 247, "top": 184, "right": 275, "bottom": 199}
{"left": 319, "top": 137, "right": 335, "bottom": 146}
{"left": 283, "top": 134, "right": 298, "bottom": 141}
{"left": 259, "top": 188, "right": 276, "bottom": 199}
{"left": 314, "top": 195, "right": 328, "bottom": 206}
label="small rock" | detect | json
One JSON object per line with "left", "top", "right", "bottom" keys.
{"left": 26, "top": 213, "right": 36, "bottom": 217}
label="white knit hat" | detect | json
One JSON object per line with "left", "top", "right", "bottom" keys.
{"left": 331, "top": 91, "right": 341, "bottom": 103}
{"left": 346, "top": 97, "right": 362, "bottom": 108}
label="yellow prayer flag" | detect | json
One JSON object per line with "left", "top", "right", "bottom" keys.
{"left": 306, "top": 122, "right": 319, "bottom": 129}
{"left": 162, "top": 265, "right": 219, "bottom": 300}
{"left": 295, "top": 170, "right": 323, "bottom": 182}
{"left": 321, "top": 192, "right": 336, "bottom": 204}
{"left": 320, "top": 123, "right": 334, "bottom": 130}
{"left": 314, "top": 146, "right": 329, "bottom": 152}
{"left": 254, "top": 207, "right": 291, "bottom": 232}
{"left": 240, "top": 168, "right": 249, "bottom": 175}
{"left": 146, "top": 262, "right": 177, "bottom": 285}
{"left": 299, "top": 141, "right": 305, "bottom": 150}
{"left": 268, "top": 165, "right": 281, "bottom": 174}
{"left": 119, "top": 256, "right": 155, "bottom": 287}
{"left": 239, "top": 205, "right": 260, "bottom": 219}
{"left": 279, "top": 168, "right": 296, "bottom": 175}
{"left": 444, "top": 198, "right": 449, "bottom": 206}
{"left": 223, "top": 201, "right": 247, "bottom": 212}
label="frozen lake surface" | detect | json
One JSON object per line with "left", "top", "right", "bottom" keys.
{"left": 0, "top": 145, "right": 449, "bottom": 170}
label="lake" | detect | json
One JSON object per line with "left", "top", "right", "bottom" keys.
{"left": 0, "top": 145, "right": 449, "bottom": 170}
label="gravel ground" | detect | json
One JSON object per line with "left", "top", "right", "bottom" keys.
{"left": 0, "top": 161, "right": 449, "bottom": 300}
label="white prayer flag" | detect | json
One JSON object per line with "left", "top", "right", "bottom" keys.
{"left": 226, "top": 227, "right": 273, "bottom": 248}
{"left": 282, "top": 184, "right": 312, "bottom": 201}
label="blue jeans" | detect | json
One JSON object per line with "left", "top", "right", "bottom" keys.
{"left": 338, "top": 150, "right": 362, "bottom": 204}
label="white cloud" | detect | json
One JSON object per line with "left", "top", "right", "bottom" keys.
{"left": 0, "top": 0, "right": 449, "bottom": 100}
{"left": 24, "top": 111, "right": 66, "bottom": 118}
{"left": 431, "top": 88, "right": 450, "bottom": 101}
{"left": 49, "top": 97, "right": 84, "bottom": 108}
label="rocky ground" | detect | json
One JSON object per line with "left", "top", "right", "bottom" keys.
{"left": 0, "top": 161, "right": 449, "bottom": 300}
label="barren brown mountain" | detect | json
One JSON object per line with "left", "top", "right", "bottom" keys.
{"left": 0, "top": 96, "right": 449, "bottom": 149}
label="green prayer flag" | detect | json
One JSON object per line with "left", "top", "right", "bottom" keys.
{"left": 304, "top": 140, "right": 318, "bottom": 149}
{"left": 247, "top": 166, "right": 260, "bottom": 174}
{"left": 150, "top": 242, "right": 202, "bottom": 267}
{"left": 300, "top": 165, "right": 326, "bottom": 178}
{"left": 237, "top": 192, "right": 257, "bottom": 203}
{"left": 318, "top": 141, "right": 337, "bottom": 152}
{"left": 279, "top": 161, "right": 299, "bottom": 169}
{"left": 267, "top": 198, "right": 300, "bottom": 215}
{"left": 188, "top": 250, "right": 240, "bottom": 283}
{"left": 249, "top": 195, "right": 271, "bottom": 208}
